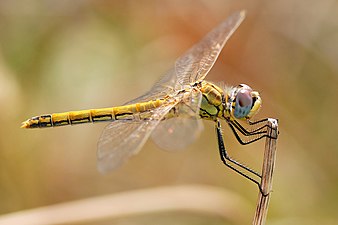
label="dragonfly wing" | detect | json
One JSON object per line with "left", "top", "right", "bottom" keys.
{"left": 108, "top": 12, "right": 245, "bottom": 158}
{"left": 151, "top": 89, "right": 204, "bottom": 151}
{"left": 151, "top": 117, "right": 204, "bottom": 151}
{"left": 124, "top": 68, "right": 177, "bottom": 105}
{"left": 97, "top": 103, "right": 176, "bottom": 173}
{"left": 126, "top": 11, "right": 245, "bottom": 104}
{"left": 175, "top": 11, "right": 245, "bottom": 87}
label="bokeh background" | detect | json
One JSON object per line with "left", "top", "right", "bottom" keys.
{"left": 1, "top": 0, "right": 337, "bottom": 224}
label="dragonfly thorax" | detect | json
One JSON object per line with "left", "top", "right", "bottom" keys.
{"left": 198, "top": 81, "right": 225, "bottom": 121}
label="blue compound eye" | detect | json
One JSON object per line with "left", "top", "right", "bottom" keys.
{"left": 234, "top": 89, "right": 253, "bottom": 118}
{"left": 237, "top": 89, "right": 252, "bottom": 107}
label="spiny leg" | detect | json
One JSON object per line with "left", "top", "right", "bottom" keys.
{"left": 228, "top": 119, "right": 277, "bottom": 145}
{"left": 215, "top": 120, "right": 265, "bottom": 194}
{"left": 216, "top": 120, "right": 260, "bottom": 177}
{"left": 232, "top": 119, "right": 268, "bottom": 135}
{"left": 228, "top": 122, "right": 267, "bottom": 145}
{"left": 247, "top": 117, "right": 269, "bottom": 125}
{"left": 247, "top": 118, "right": 280, "bottom": 137}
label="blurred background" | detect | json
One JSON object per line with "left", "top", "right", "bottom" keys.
{"left": 0, "top": 0, "right": 337, "bottom": 224}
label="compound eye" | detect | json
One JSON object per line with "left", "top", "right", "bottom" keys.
{"left": 234, "top": 89, "right": 253, "bottom": 119}
{"left": 237, "top": 89, "right": 252, "bottom": 107}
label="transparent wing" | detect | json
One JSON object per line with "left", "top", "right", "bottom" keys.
{"left": 151, "top": 117, "right": 203, "bottom": 151}
{"left": 125, "top": 68, "right": 177, "bottom": 105}
{"left": 151, "top": 89, "right": 204, "bottom": 151}
{"left": 97, "top": 103, "right": 176, "bottom": 173}
{"left": 175, "top": 10, "right": 245, "bottom": 87}
{"left": 126, "top": 11, "right": 245, "bottom": 104}
{"left": 97, "top": 12, "right": 245, "bottom": 171}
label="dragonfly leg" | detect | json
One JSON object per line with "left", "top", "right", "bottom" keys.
{"left": 247, "top": 118, "right": 269, "bottom": 125}
{"left": 232, "top": 119, "right": 268, "bottom": 135}
{"left": 215, "top": 120, "right": 266, "bottom": 194}
{"left": 227, "top": 119, "right": 277, "bottom": 145}
{"left": 246, "top": 118, "right": 279, "bottom": 135}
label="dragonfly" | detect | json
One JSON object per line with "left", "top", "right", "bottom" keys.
{"left": 21, "top": 11, "right": 274, "bottom": 193}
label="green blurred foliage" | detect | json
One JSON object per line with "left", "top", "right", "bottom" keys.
{"left": 0, "top": 0, "right": 337, "bottom": 224}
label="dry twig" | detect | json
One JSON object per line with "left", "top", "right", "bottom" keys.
{"left": 252, "top": 118, "right": 279, "bottom": 225}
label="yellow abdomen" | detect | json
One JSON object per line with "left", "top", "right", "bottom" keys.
{"left": 21, "top": 99, "right": 165, "bottom": 129}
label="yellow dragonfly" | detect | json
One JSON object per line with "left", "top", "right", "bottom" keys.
{"left": 22, "top": 11, "right": 274, "bottom": 192}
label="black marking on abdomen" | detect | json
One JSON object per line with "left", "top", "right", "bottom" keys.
{"left": 71, "top": 116, "right": 91, "bottom": 124}
{"left": 53, "top": 119, "right": 70, "bottom": 127}
{"left": 39, "top": 115, "right": 52, "bottom": 128}
{"left": 92, "top": 114, "right": 113, "bottom": 122}
{"left": 115, "top": 112, "right": 134, "bottom": 120}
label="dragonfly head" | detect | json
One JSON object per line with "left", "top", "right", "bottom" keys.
{"left": 229, "top": 84, "right": 262, "bottom": 120}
